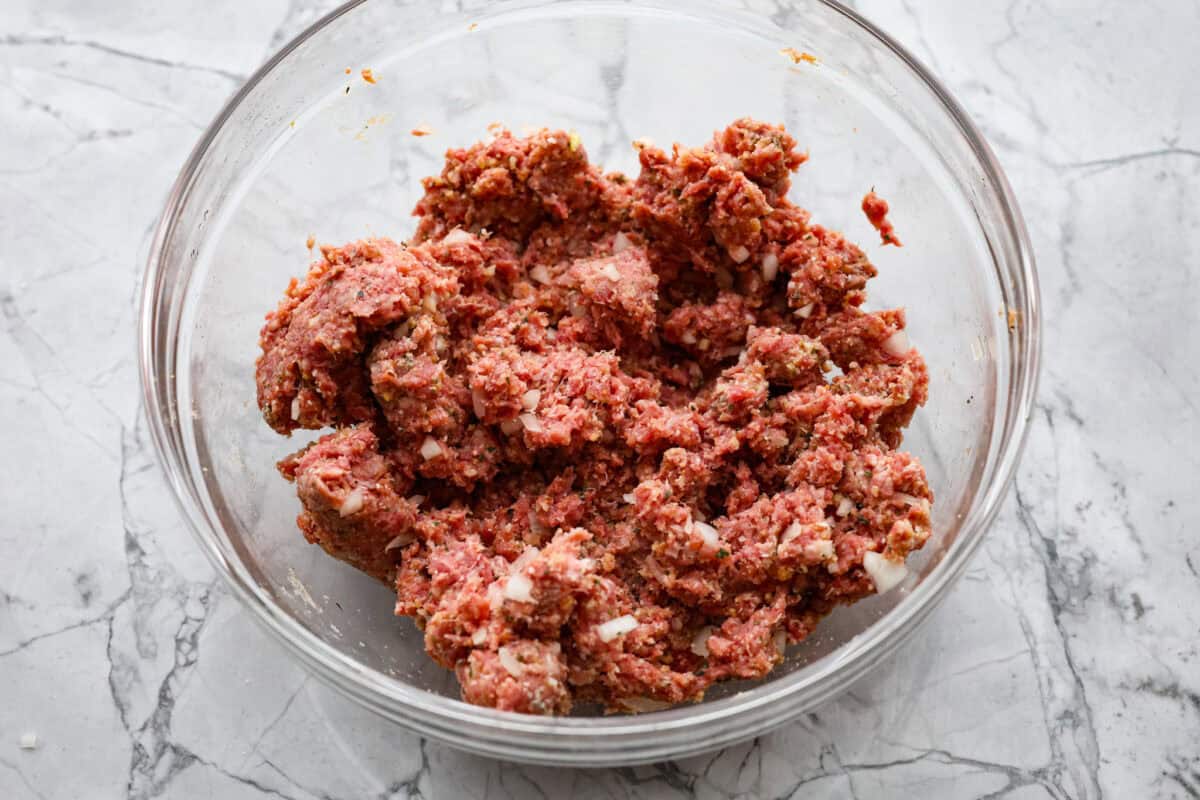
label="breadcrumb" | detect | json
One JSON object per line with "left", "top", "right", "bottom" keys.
{"left": 781, "top": 47, "right": 818, "bottom": 65}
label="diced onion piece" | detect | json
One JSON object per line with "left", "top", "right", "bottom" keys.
{"left": 970, "top": 337, "right": 985, "bottom": 361}
{"left": 528, "top": 510, "right": 548, "bottom": 537}
{"left": 500, "top": 418, "right": 523, "bottom": 435}
{"left": 512, "top": 545, "right": 541, "bottom": 572}
{"left": 795, "top": 303, "right": 814, "bottom": 319}
{"left": 486, "top": 582, "right": 503, "bottom": 610}
{"left": 19, "top": 733, "right": 38, "bottom": 750}
{"left": 498, "top": 645, "right": 526, "bottom": 676}
{"left": 761, "top": 252, "right": 779, "bottom": 281}
{"left": 339, "top": 487, "right": 365, "bottom": 517}
{"left": 518, "top": 413, "right": 544, "bottom": 434}
{"left": 442, "top": 227, "right": 473, "bottom": 245}
{"left": 419, "top": 436, "right": 444, "bottom": 460}
{"left": 529, "top": 264, "right": 551, "bottom": 284}
{"left": 895, "top": 492, "right": 929, "bottom": 510}
{"left": 729, "top": 245, "right": 750, "bottom": 264}
{"left": 520, "top": 389, "right": 541, "bottom": 411}
{"left": 620, "top": 696, "right": 671, "bottom": 713}
{"left": 863, "top": 551, "right": 908, "bottom": 593}
{"left": 774, "top": 630, "right": 788, "bottom": 656}
{"left": 622, "top": 492, "right": 636, "bottom": 504}
{"left": 693, "top": 520, "right": 720, "bottom": 550}
{"left": 422, "top": 294, "right": 438, "bottom": 313}
{"left": 385, "top": 533, "right": 415, "bottom": 551}
{"left": 602, "top": 263, "right": 622, "bottom": 281}
{"left": 807, "top": 539, "right": 836, "bottom": 561}
{"left": 472, "top": 389, "right": 486, "bottom": 419}
{"left": 502, "top": 549, "right": 540, "bottom": 600}
{"left": 596, "top": 614, "right": 639, "bottom": 642}
{"left": 407, "top": 494, "right": 426, "bottom": 507}
{"left": 780, "top": 521, "right": 802, "bottom": 546}
{"left": 836, "top": 495, "right": 855, "bottom": 517}
{"left": 471, "top": 627, "right": 488, "bottom": 645}
{"left": 882, "top": 329, "right": 911, "bottom": 357}
{"left": 613, "top": 231, "right": 632, "bottom": 253}
{"left": 680, "top": 330, "right": 697, "bottom": 345}
{"left": 503, "top": 573, "right": 534, "bottom": 603}
{"left": 691, "top": 626, "right": 714, "bottom": 657}
{"left": 290, "top": 395, "right": 301, "bottom": 421}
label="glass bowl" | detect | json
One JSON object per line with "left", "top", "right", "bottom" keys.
{"left": 139, "top": 0, "right": 1039, "bottom": 766}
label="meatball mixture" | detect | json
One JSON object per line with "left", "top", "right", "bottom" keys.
{"left": 256, "top": 119, "right": 932, "bottom": 715}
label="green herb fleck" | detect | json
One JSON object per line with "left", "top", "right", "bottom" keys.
{"left": 717, "top": 548, "right": 730, "bottom": 559}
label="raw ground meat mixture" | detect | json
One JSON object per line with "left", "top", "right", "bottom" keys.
{"left": 256, "top": 119, "right": 932, "bottom": 715}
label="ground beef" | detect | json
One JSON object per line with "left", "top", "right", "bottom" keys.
{"left": 257, "top": 119, "right": 932, "bottom": 716}
{"left": 862, "top": 190, "right": 901, "bottom": 246}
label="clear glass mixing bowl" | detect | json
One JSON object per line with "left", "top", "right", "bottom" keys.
{"left": 139, "top": 0, "right": 1040, "bottom": 766}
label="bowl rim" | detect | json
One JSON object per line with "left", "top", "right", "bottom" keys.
{"left": 138, "top": 0, "right": 1041, "bottom": 763}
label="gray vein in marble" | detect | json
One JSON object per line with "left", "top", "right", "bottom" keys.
{"left": 0, "top": 755, "right": 50, "bottom": 800}
{"left": 1163, "top": 758, "right": 1200, "bottom": 800}
{"left": 1011, "top": 484, "right": 1103, "bottom": 799}
{"left": 125, "top": 585, "right": 214, "bottom": 797}
{"left": 1062, "top": 147, "right": 1200, "bottom": 171}
{"left": 0, "top": 33, "right": 246, "bottom": 82}
{"left": 0, "top": 589, "right": 130, "bottom": 659}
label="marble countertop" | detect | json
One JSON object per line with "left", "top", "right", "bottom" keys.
{"left": 2, "top": 0, "right": 1197, "bottom": 797}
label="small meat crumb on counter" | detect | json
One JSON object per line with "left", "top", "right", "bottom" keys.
{"left": 862, "top": 189, "right": 902, "bottom": 246}
{"left": 361, "top": 68, "right": 376, "bottom": 84}
{"left": 255, "top": 118, "right": 932, "bottom": 716}
{"left": 411, "top": 124, "right": 434, "bottom": 137}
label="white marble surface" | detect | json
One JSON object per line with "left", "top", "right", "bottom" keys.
{"left": 2, "top": 0, "right": 1198, "bottom": 797}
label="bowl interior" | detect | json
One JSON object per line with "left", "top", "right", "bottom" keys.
{"left": 166, "top": 0, "right": 1016, "bottom": 715}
